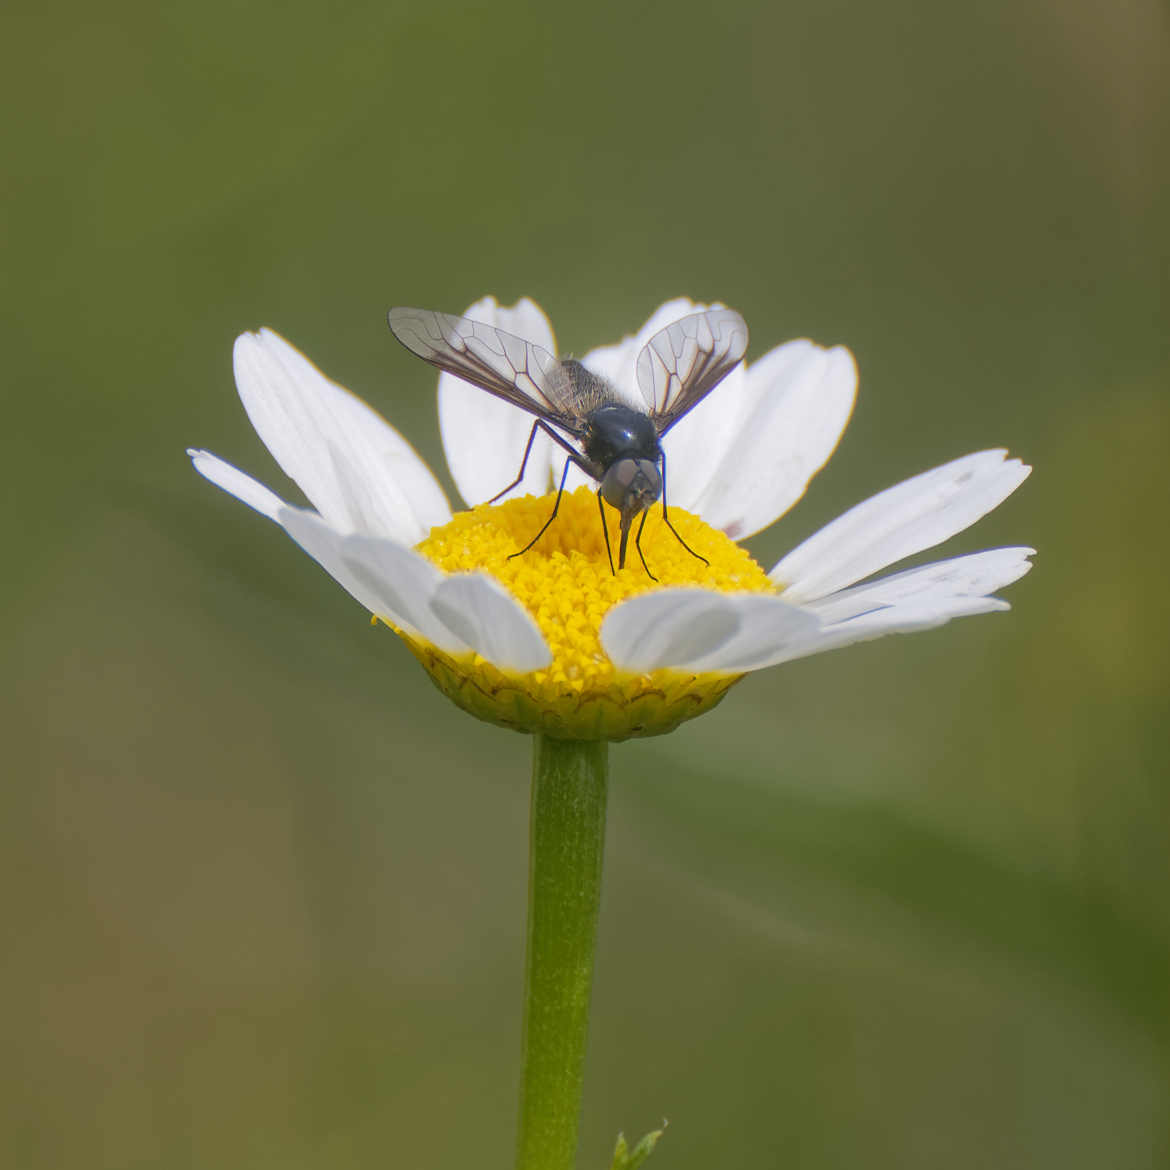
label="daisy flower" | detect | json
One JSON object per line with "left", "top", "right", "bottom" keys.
{"left": 189, "top": 296, "right": 1032, "bottom": 741}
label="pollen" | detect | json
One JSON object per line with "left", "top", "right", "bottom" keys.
{"left": 388, "top": 487, "right": 776, "bottom": 740}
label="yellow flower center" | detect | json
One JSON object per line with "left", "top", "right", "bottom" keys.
{"left": 394, "top": 486, "right": 775, "bottom": 740}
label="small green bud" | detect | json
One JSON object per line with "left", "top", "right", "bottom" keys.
{"left": 609, "top": 1121, "right": 666, "bottom": 1169}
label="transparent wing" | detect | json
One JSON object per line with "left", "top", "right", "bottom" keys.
{"left": 635, "top": 308, "right": 749, "bottom": 433}
{"left": 388, "top": 307, "right": 585, "bottom": 432}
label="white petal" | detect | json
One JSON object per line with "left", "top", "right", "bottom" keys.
{"left": 681, "top": 594, "right": 824, "bottom": 673}
{"left": 190, "top": 449, "right": 547, "bottom": 668}
{"left": 601, "top": 588, "right": 818, "bottom": 674}
{"left": 188, "top": 449, "right": 285, "bottom": 520}
{"left": 188, "top": 449, "right": 448, "bottom": 642}
{"left": 430, "top": 573, "right": 551, "bottom": 671}
{"left": 803, "top": 547, "right": 1035, "bottom": 623}
{"left": 438, "top": 296, "right": 563, "bottom": 506}
{"left": 339, "top": 534, "right": 471, "bottom": 654}
{"left": 772, "top": 449, "right": 1031, "bottom": 601}
{"left": 601, "top": 589, "right": 742, "bottom": 672}
{"left": 686, "top": 342, "right": 857, "bottom": 539}
{"left": 233, "top": 329, "right": 450, "bottom": 543}
{"left": 275, "top": 506, "right": 407, "bottom": 623}
{"left": 766, "top": 594, "right": 1012, "bottom": 668}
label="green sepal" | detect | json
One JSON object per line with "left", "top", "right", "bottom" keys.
{"left": 609, "top": 1122, "right": 666, "bottom": 1169}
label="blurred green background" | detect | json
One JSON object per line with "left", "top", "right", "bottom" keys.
{"left": 2, "top": 1, "right": 1166, "bottom": 1166}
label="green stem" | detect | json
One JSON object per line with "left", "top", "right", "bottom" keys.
{"left": 515, "top": 734, "right": 610, "bottom": 1170}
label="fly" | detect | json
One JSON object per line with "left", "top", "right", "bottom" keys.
{"left": 387, "top": 305, "right": 749, "bottom": 579}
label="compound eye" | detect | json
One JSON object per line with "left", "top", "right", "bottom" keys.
{"left": 600, "top": 459, "right": 640, "bottom": 510}
{"left": 635, "top": 458, "right": 662, "bottom": 499}
{"left": 600, "top": 458, "right": 662, "bottom": 514}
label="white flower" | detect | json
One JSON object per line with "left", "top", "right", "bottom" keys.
{"left": 189, "top": 296, "right": 1032, "bottom": 739}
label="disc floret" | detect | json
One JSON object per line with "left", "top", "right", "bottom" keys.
{"left": 403, "top": 486, "right": 774, "bottom": 739}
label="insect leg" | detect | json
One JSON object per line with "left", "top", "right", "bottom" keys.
{"left": 633, "top": 510, "right": 658, "bottom": 582}
{"left": 509, "top": 456, "right": 573, "bottom": 560}
{"left": 659, "top": 450, "right": 710, "bottom": 567}
{"left": 487, "top": 419, "right": 584, "bottom": 504}
{"left": 487, "top": 420, "right": 542, "bottom": 504}
{"left": 596, "top": 491, "right": 615, "bottom": 575}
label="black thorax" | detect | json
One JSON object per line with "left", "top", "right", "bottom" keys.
{"left": 581, "top": 403, "right": 661, "bottom": 472}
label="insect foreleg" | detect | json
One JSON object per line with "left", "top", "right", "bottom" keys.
{"left": 658, "top": 450, "right": 709, "bottom": 567}
{"left": 509, "top": 456, "right": 574, "bottom": 560}
{"left": 632, "top": 510, "right": 657, "bottom": 582}
{"left": 596, "top": 491, "right": 615, "bottom": 575}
